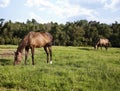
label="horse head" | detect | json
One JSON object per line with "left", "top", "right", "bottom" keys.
{"left": 14, "top": 51, "right": 22, "bottom": 65}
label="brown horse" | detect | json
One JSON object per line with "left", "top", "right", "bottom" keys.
{"left": 94, "top": 38, "right": 110, "bottom": 50}
{"left": 14, "top": 31, "right": 53, "bottom": 65}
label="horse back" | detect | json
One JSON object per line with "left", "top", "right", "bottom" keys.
{"left": 27, "top": 31, "right": 53, "bottom": 47}
{"left": 99, "top": 38, "right": 109, "bottom": 45}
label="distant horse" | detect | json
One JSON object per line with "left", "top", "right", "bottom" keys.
{"left": 94, "top": 38, "right": 110, "bottom": 50}
{"left": 14, "top": 31, "right": 53, "bottom": 65}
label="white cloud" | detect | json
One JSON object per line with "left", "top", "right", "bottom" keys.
{"left": 70, "top": 0, "right": 108, "bottom": 4}
{"left": 29, "top": 12, "right": 50, "bottom": 23}
{"left": 29, "top": 12, "right": 43, "bottom": 22}
{"left": 104, "top": 0, "right": 120, "bottom": 11}
{"left": 24, "top": 0, "right": 53, "bottom": 7}
{"left": 97, "top": 16, "right": 120, "bottom": 24}
{"left": 24, "top": 0, "right": 119, "bottom": 24}
{"left": 0, "top": 0, "right": 10, "bottom": 8}
{"left": 86, "top": 12, "right": 120, "bottom": 24}
{"left": 25, "top": 0, "right": 97, "bottom": 20}
{"left": 94, "top": 0, "right": 107, "bottom": 3}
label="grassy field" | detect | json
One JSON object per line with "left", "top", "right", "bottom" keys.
{"left": 0, "top": 45, "right": 120, "bottom": 91}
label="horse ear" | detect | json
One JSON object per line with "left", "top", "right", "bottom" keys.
{"left": 14, "top": 51, "right": 18, "bottom": 55}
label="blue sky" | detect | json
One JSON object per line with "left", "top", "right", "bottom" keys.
{"left": 0, "top": 0, "right": 120, "bottom": 24}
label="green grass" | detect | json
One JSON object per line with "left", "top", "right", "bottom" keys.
{"left": 0, "top": 45, "right": 120, "bottom": 91}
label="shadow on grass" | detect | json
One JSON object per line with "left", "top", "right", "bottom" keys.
{"left": 0, "top": 59, "right": 12, "bottom": 66}
{"left": 78, "top": 47, "right": 94, "bottom": 51}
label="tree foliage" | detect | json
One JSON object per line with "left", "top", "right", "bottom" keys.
{"left": 0, "top": 18, "right": 120, "bottom": 47}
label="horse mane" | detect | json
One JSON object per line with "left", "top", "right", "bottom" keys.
{"left": 17, "top": 33, "right": 29, "bottom": 53}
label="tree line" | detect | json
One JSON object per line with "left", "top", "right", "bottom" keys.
{"left": 0, "top": 18, "right": 120, "bottom": 47}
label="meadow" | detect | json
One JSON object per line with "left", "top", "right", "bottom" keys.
{"left": 0, "top": 45, "right": 120, "bottom": 91}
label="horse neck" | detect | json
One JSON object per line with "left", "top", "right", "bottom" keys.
{"left": 17, "top": 39, "right": 27, "bottom": 53}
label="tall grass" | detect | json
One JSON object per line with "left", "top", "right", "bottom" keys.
{"left": 0, "top": 46, "right": 120, "bottom": 91}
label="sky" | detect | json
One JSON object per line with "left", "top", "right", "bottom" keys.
{"left": 0, "top": 0, "right": 120, "bottom": 24}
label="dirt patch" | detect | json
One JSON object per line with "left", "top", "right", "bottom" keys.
{"left": 0, "top": 49, "right": 14, "bottom": 58}
{"left": 0, "top": 52, "right": 13, "bottom": 55}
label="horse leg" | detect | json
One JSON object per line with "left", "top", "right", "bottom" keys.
{"left": 106, "top": 47, "right": 108, "bottom": 50}
{"left": 97, "top": 46, "right": 99, "bottom": 50}
{"left": 96, "top": 45, "right": 99, "bottom": 50}
{"left": 100, "top": 45, "right": 102, "bottom": 50}
{"left": 48, "top": 46, "right": 52, "bottom": 64}
{"left": 44, "top": 46, "right": 49, "bottom": 63}
{"left": 25, "top": 47, "right": 29, "bottom": 65}
{"left": 31, "top": 47, "right": 35, "bottom": 65}
{"left": 105, "top": 46, "right": 108, "bottom": 51}
{"left": 106, "top": 43, "right": 109, "bottom": 50}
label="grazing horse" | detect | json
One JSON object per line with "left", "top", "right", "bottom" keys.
{"left": 94, "top": 38, "right": 110, "bottom": 50}
{"left": 14, "top": 31, "right": 53, "bottom": 65}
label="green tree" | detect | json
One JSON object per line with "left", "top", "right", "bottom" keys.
{"left": 0, "top": 18, "right": 5, "bottom": 27}
{"left": 0, "top": 37, "right": 5, "bottom": 45}
{"left": 110, "top": 21, "right": 120, "bottom": 47}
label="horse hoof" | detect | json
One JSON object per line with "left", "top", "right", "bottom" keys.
{"left": 50, "top": 61, "right": 52, "bottom": 64}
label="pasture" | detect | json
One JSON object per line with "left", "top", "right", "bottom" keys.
{"left": 0, "top": 45, "right": 120, "bottom": 91}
